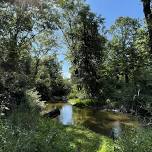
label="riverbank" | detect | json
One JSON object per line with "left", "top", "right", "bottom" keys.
{"left": 0, "top": 109, "right": 114, "bottom": 152}
{"left": 68, "top": 98, "right": 151, "bottom": 117}
{"left": 68, "top": 98, "right": 122, "bottom": 111}
{"left": 69, "top": 98, "right": 102, "bottom": 107}
{"left": 1, "top": 105, "right": 152, "bottom": 152}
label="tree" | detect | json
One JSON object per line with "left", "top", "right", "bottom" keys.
{"left": 0, "top": 0, "right": 60, "bottom": 112}
{"left": 108, "top": 17, "right": 151, "bottom": 113}
{"left": 35, "top": 55, "right": 67, "bottom": 101}
{"left": 68, "top": 6, "right": 106, "bottom": 98}
{"left": 142, "top": 0, "right": 152, "bottom": 54}
{"left": 3, "top": 0, "right": 41, "bottom": 6}
{"left": 109, "top": 17, "right": 143, "bottom": 84}
{"left": 55, "top": 0, "right": 85, "bottom": 49}
{"left": 0, "top": 2, "right": 33, "bottom": 111}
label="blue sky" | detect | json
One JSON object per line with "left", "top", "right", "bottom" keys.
{"left": 61, "top": 0, "right": 144, "bottom": 78}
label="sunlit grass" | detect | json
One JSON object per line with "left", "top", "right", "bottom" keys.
{"left": 0, "top": 110, "right": 114, "bottom": 152}
{"left": 65, "top": 126, "right": 114, "bottom": 152}
{"left": 98, "top": 137, "right": 114, "bottom": 152}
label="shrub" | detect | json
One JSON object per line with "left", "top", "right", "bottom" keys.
{"left": 26, "top": 88, "right": 46, "bottom": 112}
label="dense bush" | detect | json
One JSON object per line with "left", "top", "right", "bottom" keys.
{"left": 25, "top": 88, "right": 46, "bottom": 112}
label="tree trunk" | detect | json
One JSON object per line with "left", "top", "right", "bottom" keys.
{"left": 125, "top": 69, "right": 129, "bottom": 84}
{"left": 34, "top": 58, "right": 40, "bottom": 79}
{"left": 142, "top": 0, "right": 152, "bottom": 54}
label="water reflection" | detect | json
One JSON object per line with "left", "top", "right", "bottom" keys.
{"left": 59, "top": 104, "right": 73, "bottom": 125}
{"left": 45, "top": 103, "right": 138, "bottom": 136}
{"left": 111, "top": 121, "right": 122, "bottom": 138}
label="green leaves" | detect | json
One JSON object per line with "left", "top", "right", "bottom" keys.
{"left": 67, "top": 6, "right": 105, "bottom": 98}
{"left": 109, "top": 17, "right": 145, "bottom": 83}
{"left": 116, "top": 128, "right": 152, "bottom": 152}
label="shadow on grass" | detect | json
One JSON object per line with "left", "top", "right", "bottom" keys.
{"left": 0, "top": 110, "right": 114, "bottom": 152}
{"left": 64, "top": 126, "right": 114, "bottom": 152}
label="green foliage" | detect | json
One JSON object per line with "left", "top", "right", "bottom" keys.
{"left": 68, "top": 98, "right": 100, "bottom": 108}
{"left": 1, "top": 110, "right": 151, "bottom": 152}
{"left": 0, "top": 2, "right": 33, "bottom": 111}
{"left": 35, "top": 55, "right": 68, "bottom": 101}
{"left": 68, "top": 84, "right": 89, "bottom": 100}
{"left": 0, "top": 0, "right": 69, "bottom": 114}
{"left": 25, "top": 88, "right": 46, "bottom": 112}
{"left": 68, "top": 6, "right": 106, "bottom": 99}
{"left": 0, "top": 0, "right": 152, "bottom": 151}
{"left": 115, "top": 127, "right": 152, "bottom": 152}
{"left": 109, "top": 17, "right": 145, "bottom": 84}
{"left": 0, "top": 110, "right": 113, "bottom": 152}
{"left": 141, "top": 0, "right": 152, "bottom": 54}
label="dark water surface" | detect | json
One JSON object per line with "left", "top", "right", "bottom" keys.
{"left": 43, "top": 103, "right": 139, "bottom": 137}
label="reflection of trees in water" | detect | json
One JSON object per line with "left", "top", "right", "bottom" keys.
{"left": 73, "top": 108, "right": 92, "bottom": 125}
{"left": 81, "top": 118, "right": 115, "bottom": 136}
{"left": 73, "top": 109, "right": 137, "bottom": 137}
{"left": 73, "top": 109, "right": 116, "bottom": 136}
{"left": 44, "top": 104, "right": 139, "bottom": 137}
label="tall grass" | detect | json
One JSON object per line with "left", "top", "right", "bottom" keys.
{"left": 115, "top": 127, "right": 152, "bottom": 152}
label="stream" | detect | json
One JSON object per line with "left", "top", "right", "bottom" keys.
{"left": 43, "top": 103, "right": 139, "bottom": 137}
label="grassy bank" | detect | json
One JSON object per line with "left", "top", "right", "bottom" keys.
{"left": 1, "top": 108, "right": 152, "bottom": 152}
{"left": 115, "top": 127, "right": 152, "bottom": 152}
{"left": 68, "top": 98, "right": 117, "bottom": 110}
{"left": 68, "top": 98, "right": 101, "bottom": 107}
{"left": 0, "top": 110, "right": 113, "bottom": 152}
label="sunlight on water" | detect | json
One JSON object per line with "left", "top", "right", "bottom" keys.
{"left": 59, "top": 104, "right": 74, "bottom": 125}
{"left": 44, "top": 103, "right": 139, "bottom": 136}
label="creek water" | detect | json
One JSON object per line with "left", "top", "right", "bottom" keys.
{"left": 44, "top": 103, "right": 139, "bottom": 137}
